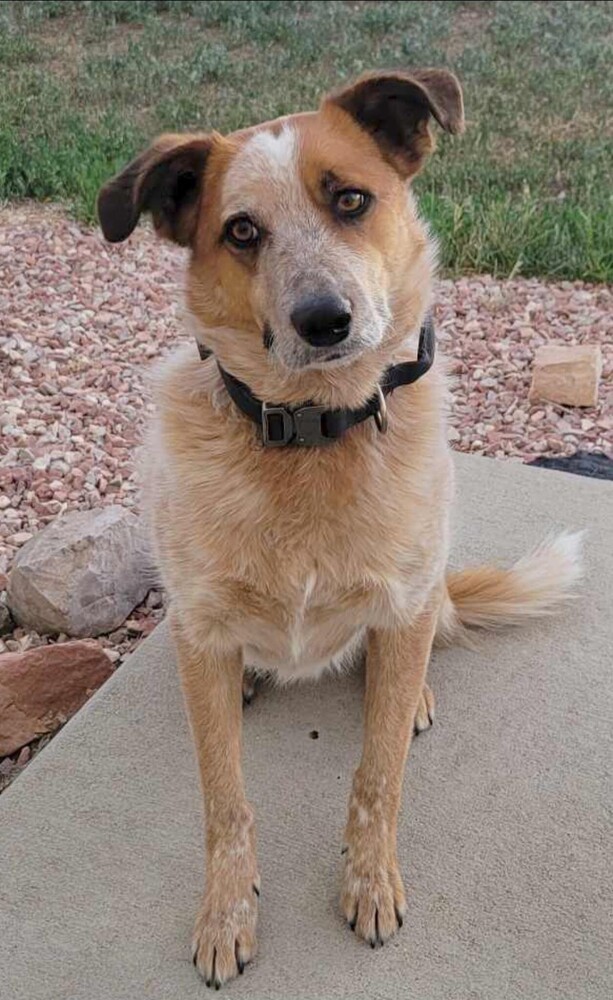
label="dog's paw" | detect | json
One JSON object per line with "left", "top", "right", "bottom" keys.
{"left": 192, "top": 877, "right": 260, "bottom": 988}
{"left": 413, "top": 681, "right": 435, "bottom": 735}
{"left": 341, "top": 852, "right": 406, "bottom": 947}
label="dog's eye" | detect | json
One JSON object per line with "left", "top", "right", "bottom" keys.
{"left": 225, "top": 215, "right": 260, "bottom": 249}
{"left": 334, "top": 189, "right": 370, "bottom": 218}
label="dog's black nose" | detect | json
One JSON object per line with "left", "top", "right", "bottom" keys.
{"left": 291, "top": 296, "right": 352, "bottom": 347}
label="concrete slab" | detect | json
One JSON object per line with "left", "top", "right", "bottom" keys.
{"left": 1, "top": 454, "right": 612, "bottom": 1000}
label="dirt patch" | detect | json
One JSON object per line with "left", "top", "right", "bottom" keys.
{"left": 445, "top": 3, "right": 493, "bottom": 61}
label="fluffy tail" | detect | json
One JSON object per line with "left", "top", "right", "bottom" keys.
{"left": 438, "top": 532, "right": 584, "bottom": 644}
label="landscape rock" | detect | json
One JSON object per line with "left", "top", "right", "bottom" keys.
{"left": 7, "top": 507, "right": 158, "bottom": 637}
{"left": 0, "top": 639, "right": 113, "bottom": 757}
{"left": 529, "top": 344, "right": 602, "bottom": 407}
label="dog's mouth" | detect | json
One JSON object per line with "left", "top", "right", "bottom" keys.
{"left": 286, "top": 344, "right": 359, "bottom": 371}
{"left": 303, "top": 348, "right": 356, "bottom": 368}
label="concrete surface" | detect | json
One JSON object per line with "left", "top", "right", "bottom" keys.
{"left": 1, "top": 454, "right": 612, "bottom": 1000}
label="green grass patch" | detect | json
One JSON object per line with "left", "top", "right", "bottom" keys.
{"left": 0, "top": 0, "right": 611, "bottom": 280}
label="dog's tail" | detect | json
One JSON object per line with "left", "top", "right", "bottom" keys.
{"left": 437, "top": 532, "right": 584, "bottom": 644}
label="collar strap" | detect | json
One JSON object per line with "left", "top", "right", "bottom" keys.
{"left": 197, "top": 316, "right": 435, "bottom": 447}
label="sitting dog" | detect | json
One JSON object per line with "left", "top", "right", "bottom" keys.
{"left": 98, "top": 69, "right": 582, "bottom": 989}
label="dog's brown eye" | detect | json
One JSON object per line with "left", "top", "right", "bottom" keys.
{"left": 334, "top": 189, "right": 370, "bottom": 218}
{"left": 225, "top": 215, "right": 260, "bottom": 248}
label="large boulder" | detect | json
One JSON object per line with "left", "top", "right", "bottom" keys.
{"left": 7, "top": 507, "right": 158, "bottom": 637}
{"left": 0, "top": 640, "right": 113, "bottom": 757}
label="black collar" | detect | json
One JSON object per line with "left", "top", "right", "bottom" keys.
{"left": 197, "top": 316, "right": 435, "bottom": 447}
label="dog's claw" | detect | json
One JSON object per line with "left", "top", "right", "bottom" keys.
{"left": 253, "top": 884, "right": 260, "bottom": 897}
{"left": 235, "top": 940, "right": 245, "bottom": 976}
{"left": 395, "top": 906, "right": 404, "bottom": 929}
{"left": 242, "top": 670, "right": 259, "bottom": 707}
{"left": 373, "top": 909, "right": 386, "bottom": 947}
{"left": 206, "top": 948, "right": 216, "bottom": 989}
{"left": 414, "top": 683, "right": 435, "bottom": 734}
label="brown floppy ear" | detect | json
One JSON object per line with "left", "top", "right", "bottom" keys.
{"left": 97, "top": 133, "right": 212, "bottom": 245}
{"left": 325, "top": 68, "right": 464, "bottom": 177}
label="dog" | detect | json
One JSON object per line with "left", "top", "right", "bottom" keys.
{"left": 98, "top": 68, "right": 582, "bottom": 989}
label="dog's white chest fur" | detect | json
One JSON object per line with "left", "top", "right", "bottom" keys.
{"left": 241, "top": 563, "right": 431, "bottom": 682}
{"left": 242, "top": 570, "right": 361, "bottom": 681}
{"left": 289, "top": 570, "right": 317, "bottom": 659}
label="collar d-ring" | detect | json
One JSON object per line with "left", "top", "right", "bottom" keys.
{"left": 374, "top": 385, "right": 388, "bottom": 434}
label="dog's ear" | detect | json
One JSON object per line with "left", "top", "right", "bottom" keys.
{"left": 325, "top": 69, "right": 464, "bottom": 176}
{"left": 97, "top": 134, "right": 212, "bottom": 245}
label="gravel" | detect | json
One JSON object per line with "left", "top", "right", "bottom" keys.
{"left": 1, "top": 202, "right": 611, "bottom": 615}
{"left": 0, "top": 204, "right": 188, "bottom": 577}
{"left": 436, "top": 276, "right": 611, "bottom": 461}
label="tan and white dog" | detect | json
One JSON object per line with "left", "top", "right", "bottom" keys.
{"left": 99, "top": 69, "right": 582, "bottom": 989}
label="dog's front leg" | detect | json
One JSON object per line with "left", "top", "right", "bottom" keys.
{"left": 341, "top": 595, "right": 439, "bottom": 947}
{"left": 172, "top": 619, "right": 259, "bottom": 988}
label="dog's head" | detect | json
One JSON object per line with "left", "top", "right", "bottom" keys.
{"left": 99, "top": 69, "right": 463, "bottom": 400}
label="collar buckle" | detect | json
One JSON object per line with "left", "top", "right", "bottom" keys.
{"left": 261, "top": 403, "right": 295, "bottom": 447}
{"left": 261, "top": 402, "right": 331, "bottom": 447}
{"left": 293, "top": 404, "right": 330, "bottom": 446}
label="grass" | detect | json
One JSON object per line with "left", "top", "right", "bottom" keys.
{"left": 0, "top": 0, "right": 611, "bottom": 281}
